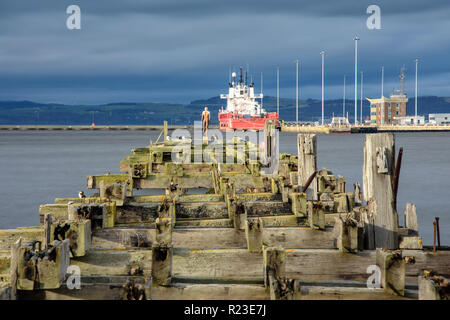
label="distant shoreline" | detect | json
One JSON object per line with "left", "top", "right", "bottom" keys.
{"left": 1, "top": 124, "right": 450, "bottom": 134}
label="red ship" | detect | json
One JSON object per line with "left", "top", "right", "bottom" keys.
{"left": 218, "top": 68, "right": 280, "bottom": 131}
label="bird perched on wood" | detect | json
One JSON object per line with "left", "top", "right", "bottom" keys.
{"left": 78, "top": 191, "right": 86, "bottom": 199}
{"left": 169, "top": 181, "right": 178, "bottom": 192}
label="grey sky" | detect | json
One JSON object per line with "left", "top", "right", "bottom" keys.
{"left": 0, "top": 0, "right": 449, "bottom": 104}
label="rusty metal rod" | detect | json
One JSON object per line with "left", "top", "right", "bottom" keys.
{"left": 433, "top": 221, "right": 437, "bottom": 252}
{"left": 392, "top": 147, "right": 403, "bottom": 210}
{"left": 301, "top": 171, "right": 318, "bottom": 193}
{"left": 435, "top": 217, "right": 441, "bottom": 248}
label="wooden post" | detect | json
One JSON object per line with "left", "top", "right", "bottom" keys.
{"left": 151, "top": 244, "right": 173, "bottom": 286}
{"left": 297, "top": 134, "right": 317, "bottom": 200}
{"left": 269, "top": 276, "right": 300, "bottom": 300}
{"left": 44, "top": 213, "right": 52, "bottom": 250}
{"left": 271, "top": 178, "right": 279, "bottom": 194}
{"left": 155, "top": 217, "right": 172, "bottom": 245}
{"left": 334, "top": 217, "right": 358, "bottom": 253}
{"left": 232, "top": 202, "right": 247, "bottom": 230}
{"left": 291, "top": 192, "right": 307, "bottom": 217}
{"left": 9, "top": 238, "right": 21, "bottom": 299}
{"left": 353, "top": 182, "right": 362, "bottom": 206}
{"left": 308, "top": 202, "right": 325, "bottom": 230}
{"left": 263, "top": 247, "right": 286, "bottom": 287}
{"left": 245, "top": 218, "right": 263, "bottom": 253}
{"left": 363, "top": 133, "right": 398, "bottom": 249}
{"left": 404, "top": 203, "right": 418, "bottom": 234}
{"left": 376, "top": 249, "right": 405, "bottom": 296}
{"left": 163, "top": 121, "right": 168, "bottom": 142}
{"left": 333, "top": 193, "right": 349, "bottom": 213}
{"left": 68, "top": 201, "right": 77, "bottom": 221}
{"left": 418, "top": 276, "right": 442, "bottom": 300}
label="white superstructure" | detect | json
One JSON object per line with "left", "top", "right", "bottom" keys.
{"left": 220, "top": 68, "right": 264, "bottom": 115}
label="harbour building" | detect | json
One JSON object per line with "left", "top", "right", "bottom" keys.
{"left": 429, "top": 113, "right": 450, "bottom": 125}
{"left": 366, "top": 67, "right": 408, "bottom": 125}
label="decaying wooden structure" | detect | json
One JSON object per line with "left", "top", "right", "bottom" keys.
{"left": 0, "top": 122, "right": 448, "bottom": 300}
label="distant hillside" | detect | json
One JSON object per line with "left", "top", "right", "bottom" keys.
{"left": 0, "top": 96, "right": 449, "bottom": 125}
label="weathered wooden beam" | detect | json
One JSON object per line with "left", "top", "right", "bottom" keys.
{"left": 68, "top": 248, "right": 450, "bottom": 284}
{"left": 418, "top": 275, "right": 443, "bottom": 300}
{"left": 245, "top": 218, "right": 263, "bottom": 253}
{"left": 297, "top": 134, "right": 317, "bottom": 200}
{"left": 17, "top": 239, "right": 70, "bottom": 290}
{"left": 308, "top": 202, "right": 325, "bottom": 230}
{"left": 151, "top": 244, "right": 173, "bottom": 286}
{"left": 0, "top": 228, "right": 43, "bottom": 251}
{"left": 91, "top": 226, "right": 336, "bottom": 250}
{"left": 155, "top": 218, "right": 172, "bottom": 245}
{"left": 404, "top": 203, "right": 418, "bottom": 234}
{"left": 9, "top": 238, "right": 21, "bottom": 299}
{"left": 263, "top": 247, "right": 286, "bottom": 287}
{"left": 291, "top": 193, "right": 307, "bottom": 218}
{"left": 334, "top": 217, "right": 358, "bottom": 253}
{"left": 269, "top": 276, "right": 300, "bottom": 300}
{"left": 50, "top": 220, "right": 91, "bottom": 257}
{"left": 294, "top": 285, "right": 414, "bottom": 300}
{"left": 376, "top": 249, "right": 405, "bottom": 296}
{"left": 363, "top": 133, "right": 398, "bottom": 249}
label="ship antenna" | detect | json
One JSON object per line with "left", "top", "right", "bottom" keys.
{"left": 260, "top": 71, "right": 263, "bottom": 109}
{"left": 276, "top": 67, "right": 279, "bottom": 116}
{"left": 240, "top": 67, "right": 243, "bottom": 84}
{"left": 246, "top": 63, "right": 249, "bottom": 85}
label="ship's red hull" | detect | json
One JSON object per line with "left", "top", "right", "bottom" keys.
{"left": 218, "top": 111, "right": 280, "bottom": 131}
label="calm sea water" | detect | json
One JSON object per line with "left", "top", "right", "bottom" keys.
{"left": 0, "top": 130, "right": 448, "bottom": 245}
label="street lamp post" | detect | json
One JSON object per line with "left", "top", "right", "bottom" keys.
{"left": 320, "top": 51, "right": 325, "bottom": 125}
{"left": 277, "top": 67, "right": 280, "bottom": 116}
{"left": 353, "top": 36, "right": 360, "bottom": 125}
{"left": 296, "top": 60, "right": 299, "bottom": 123}
{"left": 343, "top": 75, "right": 346, "bottom": 118}
{"left": 415, "top": 59, "right": 419, "bottom": 118}
{"left": 360, "top": 71, "right": 364, "bottom": 125}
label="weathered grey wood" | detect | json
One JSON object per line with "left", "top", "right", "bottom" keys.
{"left": 353, "top": 182, "right": 362, "bottom": 206}
{"left": 269, "top": 276, "right": 300, "bottom": 300}
{"left": 363, "top": 133, "right": 398, "bottom": 249}
{"left": 402, "top": 249, "right": 450, "bottom": 279}
{"left": 44, "top": 214, "right": 52, "bottom": 250}
{"left": 9, "top": 238, "right": 21, "bottom": 299}
{"left": 0, "top": 227, "right": 43, "bottom": 251}
{"left": 334, "top": 218, "right": 358, "bottom": 253}
{"left": 151, "top": 244, "right": 173, "bottom": 286}
{"left": 91, "top": 226, "right": 336, "bottom": 250}
{"left": 291, "top": 192, "right": 307, "bottom": 217}
{"left": 297, "top": 134, "right": 317, "bottom": 200}
{"left": 404, "top": 203, "right": 418, "bottom": 234}
{"left": 363, "top": 201, "right": 376, "bottom": 249}
{"left": 0, "top": 285, "right": 13, "bottom": 300}
{"left": 296, "top": 286, "right": 414, "bottom": 300}
{"left": 399, "top": 235, "right": 423, "bottom": 249}
{"left": 376, "top": 249, "right": 405, "bottom": 296}
{"left": 245, "top": 218, "right": 263, "bottom": 253}
{"left": 155, "top": 218, "right": 172, "bottom": 245}
{"left": 263, "top": 247, "right": 286, "bottom": 287}
{"left": 69, "top": 248, "right": 450, "bottom": 285}
{"left": 308, "top": 202, "right": 325, "bottom": 230}
{"left": 418, "top": 276, "right": 441, "bottom": 300}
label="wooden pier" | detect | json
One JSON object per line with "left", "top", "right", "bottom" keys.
{"left": 0, "top": 121, "right": 448, "bottom": 300}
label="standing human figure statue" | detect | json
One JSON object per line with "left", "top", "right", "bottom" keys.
{"left": 201, "top": 106, "right": 210, "bottom": 136}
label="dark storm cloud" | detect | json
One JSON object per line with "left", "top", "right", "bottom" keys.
{"left": 2, "top": 0, "right": 450, "bottom": 17}
{"left": 0, "top": 0, "right": 449, "bottom": 104}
